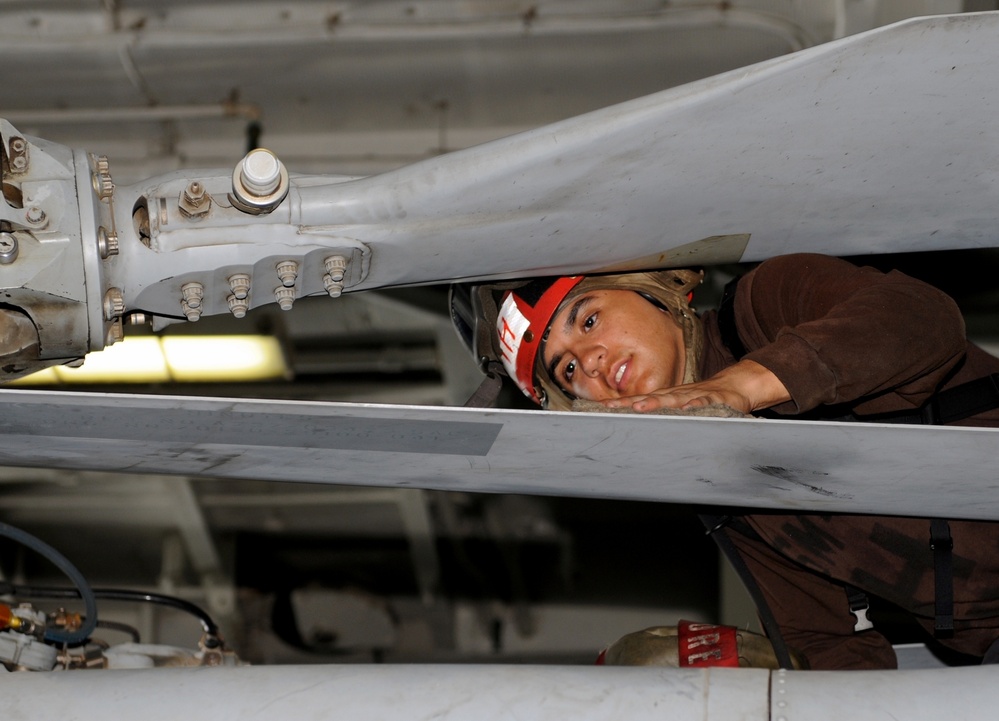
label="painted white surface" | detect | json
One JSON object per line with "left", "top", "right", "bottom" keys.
{"left": 0, "top": 664, "right": 769, "bottom": 721}
{"left": 772, "top": 666, "right": 999, "bottom": 720}
{"left": 1, "top": 389, "right": 998, "bottom": 520}
{"left": 105, "top": 11, "right": 999, "bottom": 314}
{"left": 3, "top": 663, "right": 996, "bottom": 720}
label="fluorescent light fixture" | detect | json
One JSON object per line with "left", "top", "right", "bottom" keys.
{"left": 8, "top": 335, "right": 289, "bottom": 385}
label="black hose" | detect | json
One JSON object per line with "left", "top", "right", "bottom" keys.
{"left": 95, "top": 619, "right": 141, "bottom": 644}
{"left": 0, "top": 521, "right": 98, "bottom": 645}
{"left": 12, "top": 585, "right": 220, "bottom": 641}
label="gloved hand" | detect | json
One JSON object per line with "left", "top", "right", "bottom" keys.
{"left": 596, "top": 620, "right": 808, "bottom": 669}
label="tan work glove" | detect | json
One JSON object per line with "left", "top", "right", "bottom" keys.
{"left": 597, "top": 620, "right": 808, "bottom": 669}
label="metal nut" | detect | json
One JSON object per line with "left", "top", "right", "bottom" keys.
{"left": 181, "top": 282, "right": 204, "bottom": 310}
{"left": 228, "top": 273, "right": 251, "bottom": 300}
{"left": 8, "top": 137, "right": 27, "bottom": 174}
{"left": 106, "top": 320, "right": 124, "bottom": 345}
{"left": 25, "top": 207, "right": 46, "bottom": 226}
{"left": 98, "top": 226, "right": 119, "bottom": 259}
{"left": 179, "top": 181, "right": 212, "bottom": 219}
{"left": 103, "top": 288, "right": 125, "bottom": 321}
{"left": 323, "top": 274, "right": 344, "bottom": 298}
{"left": 276, "top": 260, "right": 298, "bottom": 287}
{"left": 0, "top": 232, "right": 18, "bottom": 265}
{"left": 227, "top": 294, "right": 249, "bottom": 319}
{"left": 182, "top": 299, "right": 202, "bottom": 322}
{"left": 323, "top": 255, "right": 348, "bottom": 282}
{"left": 274, "top": 286, "right": 295, "bottom": 311}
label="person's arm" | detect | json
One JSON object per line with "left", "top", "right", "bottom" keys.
{"left": 603, "top": 359, "right": 789, "bottom": 414}
{"left": 608, "top": 254, "right": 967, "bottom": 415}
{"left": 737, "top": 253, "right": 966, "bottom": 415}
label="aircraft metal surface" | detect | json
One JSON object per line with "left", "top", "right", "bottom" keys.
{"left": 1, "top": 388, "right": 997, "bottom": 521}
{"left": 5, "top": 663, "right": 999, "bottom": 721}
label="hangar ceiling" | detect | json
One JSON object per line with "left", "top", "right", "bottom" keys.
{"left": 2, "top": 0, "right": 971, "bottom": 180}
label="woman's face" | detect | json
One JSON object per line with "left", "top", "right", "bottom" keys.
{"left": 540, "top": 289, "right": 686, "bottom": 401}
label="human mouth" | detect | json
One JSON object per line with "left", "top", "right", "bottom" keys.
{"left": 613, "top": 361, "right": 628, "bottom": 391}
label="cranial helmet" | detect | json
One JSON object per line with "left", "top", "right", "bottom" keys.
{"left": 449, "top": 268, "right": 704, "bottom": 410}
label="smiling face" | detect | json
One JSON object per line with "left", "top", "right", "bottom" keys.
{"left": 540, "top": 289, "right": 687, "bottom": 401}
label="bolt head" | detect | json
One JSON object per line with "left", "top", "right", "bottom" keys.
{"left": 240, "top": 150, "right": 281, "bottom": 195}
{"left": 102, "top": 288, "right": 125, "bottom": 320}
{"left": 0, "top": 232, "right": 18, "bottom": 265}
{"left": 227, "top": 294, "right": 249, "bottom": 318}
{"left": 98, "top": 227, "right": 119, "bottom": 259}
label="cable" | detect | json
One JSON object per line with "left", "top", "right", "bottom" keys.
{"left": 95, "top": 619, "right": 141, "bottom": 644}
{"left": 12, "top": 585, "right": 221, "bottom": 643}
{"left": 0, "top": 521, "right": 98, "bottom": 645}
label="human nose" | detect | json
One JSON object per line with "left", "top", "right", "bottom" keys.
{"left": 577, "top": 343, "right": 606, "bottom": 378}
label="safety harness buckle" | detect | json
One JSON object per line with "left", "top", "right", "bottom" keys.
{"left": 846, "top": 586, "right": 875, "bottom": 632}
{"left": 849, "top": 601, "right": 874, "bottom": 632}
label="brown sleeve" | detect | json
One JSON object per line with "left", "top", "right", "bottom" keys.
{"left": 733, "top": 253, "right": 966, "bottom": 415}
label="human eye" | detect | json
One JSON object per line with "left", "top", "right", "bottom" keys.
{"left": 582, "top": 313, "right": 596, "bottom": 331}
{"left": 563, "top": 359, "right": 576, "bottom": 382}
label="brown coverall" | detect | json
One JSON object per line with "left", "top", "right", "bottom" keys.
{"left": 699, "top": 253, "right": 999, "bottom": 669}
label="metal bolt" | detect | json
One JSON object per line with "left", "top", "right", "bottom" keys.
{"left": 323, "top": 275, "right": 344, "bottom": 298}
{"left": 240, "top": 150, "right": 282, "bottom": 196}
{"left": 227, "top": 294, "right": 249, "bottom": 319}
{"left": 98, "top": 226, "right": 119, "bottom": 259}
{"left": 94, "top": 173, "right": 114, "bottom": 201}
{"left": 185, "top": 181, "right": 205, "bottom": 202}
{"left": 92, "top": 157, "right": 114, "bottom": 201}
{"left": 102, "top": 288, "right": 125, "bottom": 321}
{"left": 179, "top": 181, "right": 212, "bottom": 219}
{"left": 230, "top": 148, "right": 289, "bottom": 215}
{"left": 276, "top": 260, "right": 298, "bottom": 287}
{"left": 274, "top": 286, "right": 295, "bottom": 311}
{"left": 181, "top": 282, "right": 204, "bottom": 310}
{"left": 125, "top": 312, "right": 149, "bottom": 326}
{"left": 8, "top": 137, "right": 27, "bottom": 173}
{"left": 228, "top": 273, "right": 251, "bottom": 300}
{"left": 25, "top": 207, "right": 46, "bottom": 226}
{"left": 182, "top": 299, "right": 202, "bottom": 322}
{"left": 106, "top": 320, "right": 124, "bottom": 345}
{"left": 323, "top": 255, "right": 348, "bottom": 282}
{"left": 0, "top": 232, "right": 18, "bottom": 265}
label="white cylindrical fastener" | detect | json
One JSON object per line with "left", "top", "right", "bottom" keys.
{"left": 240, "top": 149, "right": 282, "bottom": 196}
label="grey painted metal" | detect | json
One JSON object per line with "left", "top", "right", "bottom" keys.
{"left": 103, "top": 11, "right": 999, "bottom": 318}
{"left": 1, "top": 389, "right": 997, "bottom": 521}
{"left": 293, "top": 12, "right": 999, "bottom": 286}
{"left": 1, "top": 664, "right": 767, "bottom": 721}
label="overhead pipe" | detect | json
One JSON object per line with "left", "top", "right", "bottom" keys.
{"left": 1, "top": 102, "right": 261, "bottom": 126}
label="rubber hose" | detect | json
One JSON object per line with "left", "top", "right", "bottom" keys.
{"left": 0, "top": 521, "right": 98, "bottom": 644}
